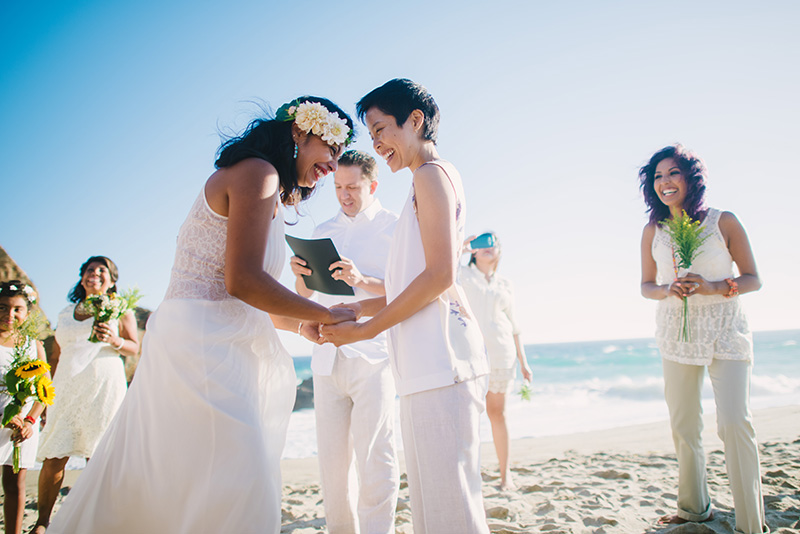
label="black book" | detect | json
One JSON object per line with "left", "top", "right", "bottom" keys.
{"left": 285, "top": 235, "right": 355, "bottom": 296}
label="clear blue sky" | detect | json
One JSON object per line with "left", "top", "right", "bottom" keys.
{"left": 2, "top": 0, "right": 798, "bottom": 355}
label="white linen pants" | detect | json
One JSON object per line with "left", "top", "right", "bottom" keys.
{"left": 662, "top": 358, "right": 766, "bottom": 534}
{"left": 399, "top": 377, "right": 490, "bottom": 534}
{"left": 313, "top": 354, "right": 399, "bottom": 534}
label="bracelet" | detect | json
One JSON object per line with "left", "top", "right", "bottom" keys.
{"left": 724, "top": 278, "right": 739, "bottom": 298}
{"left": 113, "top": 338, "right": 125, "bottom": 351}
{"left": 24, "top": 415, "right": 36, "bottom": 425}
{"left": 297, "top": 322, "right": 303, "bottom": 335}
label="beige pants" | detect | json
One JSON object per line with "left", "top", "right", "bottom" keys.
{"left": 662, "top": 358, "right": 766, "bottom": 534}
{"left": 400, "top": 377, "right": 490, "bottom": 534}
{"left": 314, "top": 354, "right": 399, "bottom": 534}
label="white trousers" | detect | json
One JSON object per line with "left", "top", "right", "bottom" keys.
{"left": 313, "top": 354, "right": 399, "bottom": 534}
{"left": 662, "top": 358, "right": 766, "bottom": 534}
{"left": 399, "top": 377, "right": 490, "bottom": 534}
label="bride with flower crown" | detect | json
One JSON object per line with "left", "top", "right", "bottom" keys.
{"left": 44, "top": 98, "right": 356, "bottom": 534}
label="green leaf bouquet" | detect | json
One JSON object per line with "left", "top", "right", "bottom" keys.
{"left": 659, "top": 210, "right": 710, "bottom": 342}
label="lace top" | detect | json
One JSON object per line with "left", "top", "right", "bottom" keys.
{"left": 652, "top": 208, "right": 752, "bottom": 365}
{"left": 165, "top": 188, "right": 286, "bottom": 301}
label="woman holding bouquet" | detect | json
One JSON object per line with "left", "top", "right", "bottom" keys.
{"left": 0, "top": 280, "right": 48, "bottom": 534}
{"left": 639, "top": 144, "right": 767, "bottom": 533}
{"left": 34, "top": 256, "right": 140, "bottom": 532}
{"left": 44, "top": 97, "right": 356, "bottom": 534}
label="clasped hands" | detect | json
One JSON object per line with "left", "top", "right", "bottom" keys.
{"left": 667, "top": 273, "right": 716, "bottom": 298}
{"left": 3, "top": 414, "right": 33, "bottom": 443}
{"left": 299, "top": 302, "right": 366, "bottom": 347}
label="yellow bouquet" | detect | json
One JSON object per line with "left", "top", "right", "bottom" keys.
{"left": 2, "top": 311, "right": 53, "bottom": 472}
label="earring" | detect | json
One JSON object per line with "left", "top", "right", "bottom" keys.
{"left": 293, "top": 143, "right": 298, "bottom": 159}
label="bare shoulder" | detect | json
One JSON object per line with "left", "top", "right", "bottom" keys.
{"left": 718, "top": 210, "right": 742, "bottom": 229}
{"left": 413, "top": 161, "right": 448, "bottom": 182}
{"left": 641, "top": 222, "right": 657, "bottom": 240}
{"left": 224, "top": 158, "right": 279, "bottom": 193}
{"left": 206, "top": 158, "right": 280, "bottom": 215}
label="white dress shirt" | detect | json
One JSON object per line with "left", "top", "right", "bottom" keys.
{"left": 310, "top": 199, "right": 398, "bottom": 375}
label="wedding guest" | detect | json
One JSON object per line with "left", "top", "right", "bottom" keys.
{"left": 44, "top": 98, "right": 356, "bottom": 534}
{"left": 33, "top": 256, "right": 140, "bottom": 532}
{"left": 0, "top": 281, "right": 47, "bottom": 534}
{"left": 460, "top": 233, "right": 532, "bottom": 490}
{"left": 639, "top": 144, "right": 767, "bottom": 533}
{"left": 290, "top": 149, "right": 399, "bottom": 534}
{"left": 322, "top": 78, "right": 490, "bottom": 534}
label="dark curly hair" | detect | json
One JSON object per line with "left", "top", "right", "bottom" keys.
{"left": 68, "top": 256, "right": 119, "bottom": 303}
{"left": 215, "top": 97, "right": 354, "bottom": 205}
{"left": 639, "top": 144, "right": 707, "bottom": 225}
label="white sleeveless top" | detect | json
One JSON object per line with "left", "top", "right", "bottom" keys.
{"left": 652, "top": 208, "right": 752, "bottom": 365}
{"left": 384, "top": 161, "right": 489, "bottom": 396}
{"left": 165, "top": 188, "right": 285, "bottom": 301}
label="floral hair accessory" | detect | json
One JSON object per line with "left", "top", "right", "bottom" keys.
{"left": 276, "top": 100, "right": 353, "bottom": 147}
{"left": 0, "top": 283, "right": 37, "bottom": 305}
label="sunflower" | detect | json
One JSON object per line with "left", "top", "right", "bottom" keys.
{"left": 15, "top": 360, "right": 51, "bottom": 379}
{"left": 36, "top": 376, "right": 55, "bottom": 405}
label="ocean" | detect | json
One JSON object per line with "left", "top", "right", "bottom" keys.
{"left": 282, "top": 329, "right": 800, "bottom": 459}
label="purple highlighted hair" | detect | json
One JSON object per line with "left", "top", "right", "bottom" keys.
{"left": 639, "top": 144, "right": 707, "bottom": 225}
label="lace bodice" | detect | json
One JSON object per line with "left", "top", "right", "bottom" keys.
{"left": 165, "top": 188, "right": 286, "bottom": 301}
{"left": 652, "top": 208, "right": 752, "bottom": 364}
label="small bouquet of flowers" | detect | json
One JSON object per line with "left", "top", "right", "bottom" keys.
{"left": 81, "top": 287, "right": 142, "bottom": 343}
{"left": 660, "top": 210, "right": 709, "bottom": 342}
{"left": 2, "top": 311, "right": 54, "bottom": 473}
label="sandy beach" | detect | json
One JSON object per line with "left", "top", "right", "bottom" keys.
{"left": 6, "top": 405, "right": 798, "bottom": 533}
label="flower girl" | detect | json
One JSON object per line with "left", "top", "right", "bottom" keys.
{"left": 0, "top": 281, "right": 49, "bottom": 534}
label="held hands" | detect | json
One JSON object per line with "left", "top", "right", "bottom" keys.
{"left": 320, "top": 321, "right": 363, "bottom": 347}
{"left": 298, "top": 305, "right": 357, "bottom": 345}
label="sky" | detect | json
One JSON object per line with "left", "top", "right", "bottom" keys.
{"left": 2, "top": 0, "right": 798, "bottom": 356}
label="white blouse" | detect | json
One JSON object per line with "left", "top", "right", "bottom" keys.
{"left": 460, "top": 264, "right": 520, "bottom": 369}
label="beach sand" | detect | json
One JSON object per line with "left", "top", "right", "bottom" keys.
{"left": 5, "top": 405, "right": 798, "bottom": 533}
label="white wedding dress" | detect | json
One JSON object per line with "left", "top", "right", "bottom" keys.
{"left": 49, "top": 189, "right": 296, "bottom": 533}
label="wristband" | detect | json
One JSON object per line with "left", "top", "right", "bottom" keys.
{"left": 724, "top": 278, "right": 739, "bottom": 298}
{"left": 297, "top": 322, "right": 303, "bottom": 335}
{"left": 24, "top": 415, "right": 36, "bottom": 425}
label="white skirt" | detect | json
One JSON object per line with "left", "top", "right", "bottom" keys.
{"left": 47, "top": 298, "right": 296, "bottom": 534}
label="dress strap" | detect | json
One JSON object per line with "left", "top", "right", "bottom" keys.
{"left": 417, "top": 160, "right": 457, "bottom": 197}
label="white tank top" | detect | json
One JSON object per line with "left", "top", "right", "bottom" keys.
{"left": 384, "top": 161, "right": 489, "bottom": 396}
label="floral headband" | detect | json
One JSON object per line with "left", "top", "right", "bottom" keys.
{"left": 0, "top": 283, "right": 38, "bottom": 305}
{"left": 276, "top": 100, "right": 353, "bottom": 147}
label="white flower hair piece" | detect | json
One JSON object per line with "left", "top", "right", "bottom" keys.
{"left": 0, "top": 283, "right": 37, "bottom": 305}
{"left": 276, "top": 100, "right": 353, "bottom": 147}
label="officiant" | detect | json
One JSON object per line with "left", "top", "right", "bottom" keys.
{"left": 289, "top": 149, "right": 399, "bottom": 534}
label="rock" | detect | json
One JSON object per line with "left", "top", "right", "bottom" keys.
{"left": 294, "top": 377, "right": 314, "bottom": 411}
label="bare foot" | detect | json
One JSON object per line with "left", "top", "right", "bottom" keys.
{"left": 659, "top": 511, "right": 714, "bottom": 524}
{"left": 31, "top": 526, "right": 47, "bottom": 534}
{"left": 499, "top": 477, "right": 517, "bottom": 491}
